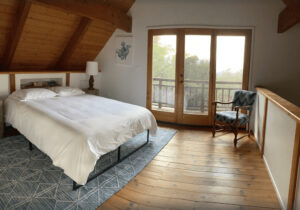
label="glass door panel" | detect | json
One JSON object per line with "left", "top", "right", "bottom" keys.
{"left": 216, "top": 36, "right": 245, "bottom": 111}
{"left": 147, "top": 29, "right": 251, "bottom": 126}
{"left": 151, "top": 35, "right": 177, "bottom": 112}
{"left": 184, "top": 35, "right": 211, "bottom": 115}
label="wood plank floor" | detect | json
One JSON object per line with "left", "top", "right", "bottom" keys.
{"left": 97, "top": 125, "right": 281, "bottom": 210}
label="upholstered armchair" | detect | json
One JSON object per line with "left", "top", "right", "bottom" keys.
{"left": 212, "top": 90, "right": 256, "bottom": 147}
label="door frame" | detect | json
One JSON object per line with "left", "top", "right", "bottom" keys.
{"left": 147, "top": 28, "right": 252, "bottom": 126}
{"left": 147, "top": 29, "right": 180, "bottom": 123}
{"left": 178, "top": 28, "right": 215, "bottom": 125}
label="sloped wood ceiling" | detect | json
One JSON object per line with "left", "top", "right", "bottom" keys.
{"left": 278, "top": 0, "right": 300, "bottom": 33}
{"left": 0, "top": 0, "right": 134, "bottom": 71}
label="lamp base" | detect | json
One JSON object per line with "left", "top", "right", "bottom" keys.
{"left": 88, "top": 75, "right": 94, "bottom": 90}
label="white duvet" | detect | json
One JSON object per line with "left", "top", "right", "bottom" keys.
{"left": 5, "top": 95, "right": 157, "bottom": 185}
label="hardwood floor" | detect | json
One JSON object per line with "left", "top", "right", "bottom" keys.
{"left": 98, "top": 125, "right": 281, "bottom": 210}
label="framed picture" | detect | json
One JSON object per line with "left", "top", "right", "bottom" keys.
{"left": 115, "top": 35, "right": 133, "bottom": 65}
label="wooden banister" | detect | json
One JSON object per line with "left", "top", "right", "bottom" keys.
{"left": 256, "top": 87, "right": 300, "bottom": 210}
{"left": 256, "top": 87, "right": 300, "bottom": 122}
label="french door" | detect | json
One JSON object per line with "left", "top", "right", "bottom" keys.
{"left": 147, "top": 28, "right": 252, "bottom": 125}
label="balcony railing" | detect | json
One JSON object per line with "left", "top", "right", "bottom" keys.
{"left": 152, "top": 78, "right": 242, "bottom": 112}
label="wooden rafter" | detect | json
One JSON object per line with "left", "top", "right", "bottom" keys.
{"left": 34, "top": 0, "right": 132, "bottom": 32}
{"left": 283, "top": 0, "right": 293, "bottom": 5}
{"left": 9, "top": 74, "right": 16, "bottom": 93}
{"left": 66, "top": 73, "right": 70, "bottom": 86}
{"left": 2, "top": 0, "right": 32, "bottom": 69}
{"left": 278, "top": 0, "right": 300, "bottom": 33}
{"left": 56, "top": 17, "right": 92, "bottom": 69}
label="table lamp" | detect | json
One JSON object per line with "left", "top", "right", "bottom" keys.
{"left": 86, "top": 61, "right": 98, "bottom": 90}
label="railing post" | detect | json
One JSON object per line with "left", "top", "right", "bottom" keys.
{"left": 201, "top": 82, "right": 205, "bottom": 112}
{"left": 222, "top": 88, "right": 225, "bottom": 103}
{"left": 158, "top": 79, "right": 162, "bottom": 108}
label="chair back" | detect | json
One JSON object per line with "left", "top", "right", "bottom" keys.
{"left": 232, "top": 90, "right": 256, "bottom": 110}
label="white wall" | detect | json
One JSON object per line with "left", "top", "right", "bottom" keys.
{"left": 0, "top": 75, "right": 9, "bottom": 99}
{"left": 0, "top": 73, "right": 100, "bottom": 99}
{"left": 95, "top": 0, "right": 300, "bottom": 107}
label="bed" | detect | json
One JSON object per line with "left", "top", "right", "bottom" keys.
{"left": 4, "top": 89, "right": 157, "bottom": 189}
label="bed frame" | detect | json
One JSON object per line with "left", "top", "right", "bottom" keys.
{"left": 28, "top": 129, "right": 150, "bottom": 190}
{"left": 15, "top": 78, "right": 152, "bottom": 190}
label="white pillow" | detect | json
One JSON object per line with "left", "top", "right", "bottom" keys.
{"left": 10, "top": 88, "right": 57, "bottom": 101}
{"left": 50, "top": 86, "right": 85, "bottom": 97}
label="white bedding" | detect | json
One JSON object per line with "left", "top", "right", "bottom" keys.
{"left": 5, "top": 95, "right": 157, "bottom": 185}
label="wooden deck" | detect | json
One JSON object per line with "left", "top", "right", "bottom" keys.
{"left": 98, "top": 125, "right": 281, "bottom": 210}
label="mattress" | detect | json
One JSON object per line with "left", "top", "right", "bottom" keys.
{"left": 4, "top": 94, "right": 157, "bottom": 185}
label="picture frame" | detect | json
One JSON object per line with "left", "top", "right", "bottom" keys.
{"left": 115, "top": 35, "right": 133, "bottom": 65}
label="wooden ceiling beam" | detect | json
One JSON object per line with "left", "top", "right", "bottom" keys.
{"left": 282, "top": 0, "right": 300, "bottom": 5}
{"left": 0, "top": 70, "right": 93, "bottom": 74}
{"left": 56, "top": 17, "right": 92, "bottom": 69}
{"left": 34, "top": 0, "right": 132, "bottom": 32}
{"left": 2, "top": 0, "right": 32, "bottom": 69}
{"left": 278, "top": 2, "right": 300, "bottom": 33}
{"left": 282, "top": 0, "right": 293, "bottom": 5}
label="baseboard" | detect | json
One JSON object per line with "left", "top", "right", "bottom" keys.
{"left": 263, "top": 156, "right": 286, "bottom": 210}
{"left": 250, "top": 130, "right": 261, "bottom": 150}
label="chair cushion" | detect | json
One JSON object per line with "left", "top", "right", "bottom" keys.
{"left": 215, "top": 111, "right": 249, "bottom": 125}
{"left": 232, "top": 90, "right": 256, "bottom": 110}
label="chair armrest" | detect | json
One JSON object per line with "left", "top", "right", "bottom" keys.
{"left": 212, "top": 101, "right": 233, "bottom": 116}
{"left": 212, "top": 101, "right": 233, "bottom": 105}
{"left": 234, "top": 105, "right": 252, "bottom": 111}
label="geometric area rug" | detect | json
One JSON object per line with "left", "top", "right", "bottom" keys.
{"left": 0, "top": 128, "right": 176, "bottom": 210}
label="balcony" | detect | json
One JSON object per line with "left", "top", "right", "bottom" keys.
{"left": 152, "top": 77, "right": 242, "bottom": 113}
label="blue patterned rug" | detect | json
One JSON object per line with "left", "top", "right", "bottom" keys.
{"left": 0, "top": 128, "right": 176, "bottom": 210}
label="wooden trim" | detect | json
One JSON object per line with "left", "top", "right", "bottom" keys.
{"left": 148, "top": 28, "right": 180, "bottom": 36}
{"left": 0, "top": 70, "right": 97, "bottom": 74}
{"left": 214, "top": 29, "right": 252, "bottom": 91}
{"left": 3, "top": 0, "right": 32, "bottom": 69}
{"left": 34, "top": 0, "right": 132, "bottom": 32}
{"left": 56, "top": 17, "right": 92, "bottom": 68}
{"left": 278, "top": 3, "right": 300, "bottom": 33}
{"left": 146, "top": 30, "right": 153, "bottom": 110}
{"left": 256, "top": 87, "right": 300, "bottom": 122}
{"left": 183, "top": 28, "right": 214, "bottom": 35}
{"left": 287, "top": 123, "right": 300, "bottom": 210}
{"left": 146, "top": 28, "right": 179, "bottom": 122}
{"left": 66, "top": 73, "right": 70, "bottom": 86}
{"left": 150, "top": 110, "right": 176, "bottom": 123}
{"left": 9, "top": 74, "right": 16, "bottom": 93}
{"left": 176, "top": 29, "right": 184, "bottom": 123}
{"left": 210, "top": 31, "right": 217, "bottom": 124}
{"left": 260, "top": 98, "right": 269, "bottom": 158}
{"left": 214, "top": 29, "right": 252, "bottom": 36}
{"left": 242, "top": 30, "right": 252, "bottom": 90}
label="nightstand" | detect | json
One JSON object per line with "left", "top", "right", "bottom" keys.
{"left": 83, "top": 88, "right": 99, "bottom": 96}
{"left": 0, "top": 99, "right": 3, "bottom": 138}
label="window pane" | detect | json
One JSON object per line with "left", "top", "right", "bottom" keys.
{"left": 184, "top": 35, "right": 211, "bottom": 115}
{"left": 151, "top": 35, "right": 176, "bottom": 112}
{"left": 216, "top": 36, "right": 245, "bottom": 111}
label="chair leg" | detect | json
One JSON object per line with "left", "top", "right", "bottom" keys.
{"left": 212, "top": 118, "right": 216, "bottom": 137}
{"left": 233, "top": 127, "right": 238, "bottom": 148}
{"left": 248, "top": 122, "right": 251, "bottom": 137}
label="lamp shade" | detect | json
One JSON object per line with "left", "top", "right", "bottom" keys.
{"left": 86, "top": 61, "right": 98, "bottom": 76}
